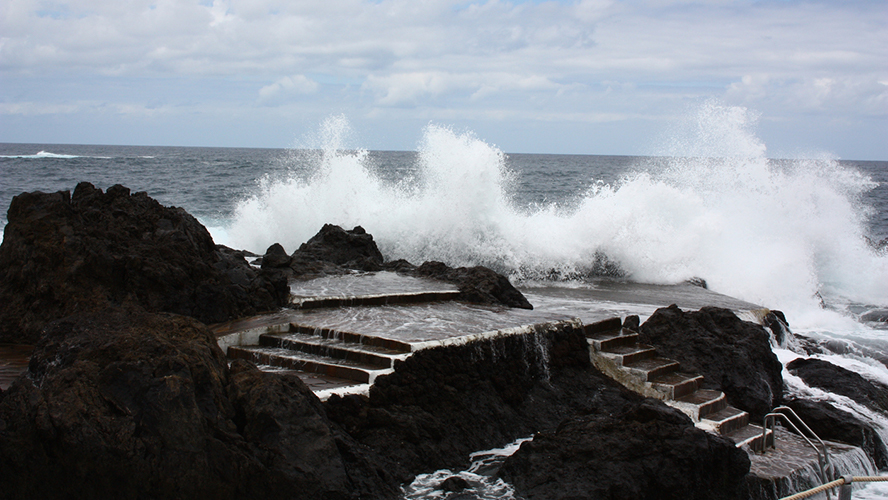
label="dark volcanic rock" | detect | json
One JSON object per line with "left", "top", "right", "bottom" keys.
{"left": 639, "top": 305, "right": 783, "bottom": 421}
{"left": 860, "top": 309, "right": 888, "bottom": 324}
{"left": 787, "top": 357, "right": 888, "bottom": 413}
{"left": 325, "top": 321, "right": 637, "bottom": 475}
{"left": 784, "top": 398, "right": 888, "bottom": 470}
{"left": 260, "top": 242, "right": 292, "bottom": 269}
{"left": 414, "top": 261, "right": 533, "bottom": 309}
{"left": 0, "top": 307, "right": 400, "bottom": 499}
{"left": 291, "top": 224, "right": 384, "bottom": 274}
{"left": 498, "top": 399, "right": 750, "bottom": 500}
{"left": 285, "top": 224, "right": 533, "bottom": 309}
{"left": 0, "top": 183, "right": 287, "bottom": 344}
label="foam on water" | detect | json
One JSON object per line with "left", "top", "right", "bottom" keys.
{"left": 777, "top": 348, "right": 888, "bottom": 455}
{"left": 0, "top": 150, "right": 110, "bottom": 159}
{"left": 225, "top": 104, "right": 887, "bottom": 335}
{"left": 401, "top": 437, "right": 531, "bottom": 499}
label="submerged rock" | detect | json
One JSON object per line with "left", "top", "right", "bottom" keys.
{"left": 0, "top": 307, "right": 401, "bottom": 499}
{"left": 498, "top": 399, "right": 750, "bottom": 500}
{"left": 639, "top": 305, "right": 783, "bottom": 421}
{"left": 0, "top": 183, "right": 287, "bottom": 344}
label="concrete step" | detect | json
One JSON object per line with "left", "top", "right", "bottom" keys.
{"left": 668, "top": 389, "right": 727, "bottom": 421}
{"left": 598, "top": 344, "right": 657, "bottom": 366}
{"left": 257, "top": 366, "right": 364, "bottom": 392}
{"left": 728, "top": 423, "right": 772, "bottom": 451}
{"left": 289, "top": 323, "right": 412, "bottom": 353}
{"left": 650, "top": 372, "right": 703, "bottom": 400}
{"left": 259, "top": 333, "right": 405, "bottom": 369}
{"left": 228, "top": 346, "right": 390, "bottom": 384}
{"left": 290, "top": 290, "right": 462, "bottom": 309}
{"left": 583, "top": 317, "right": 623, "bottom": 337}
{"left": 588, "top": 331, "right": 640, "bottom": 352}
{"left": 699, "top": 405, "right": 750, "bottom": 435}
{"left": 623, "top": 356, "right": 681, "bottom": 382}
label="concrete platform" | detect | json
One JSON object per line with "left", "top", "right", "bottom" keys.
{"left": 214, "top": 272, "right": 769, "bottom": 398}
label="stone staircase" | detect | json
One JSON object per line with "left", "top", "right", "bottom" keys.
{"left": 584, "top": 317, "right": 771, "bottom": 450}
{"left": 227, "top": 322, "right": 411, "bottom": 390}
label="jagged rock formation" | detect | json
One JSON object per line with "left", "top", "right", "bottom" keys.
{"left": 639, "top": 305, "right": 783, "bottom": 421}
{"left": 259, "top": 224, "right": 533, "bottom": 310}
{"left": 324, "top": 322, "right": 751, "bottom": 499}
{"left": 787, "top": 357, "right": 888, "bottom": 413}
{"left": 0, "top": 307, "right": 401, "bottom": 499}
{"left": 0, "top": 185, "right": 770, "bottom": 499}
{"left": 784, "top": 357, "right": 888, "bottom": 469}
{"left": 0, "top": 183, "right": 288, "bottom": 344}
{"left": 324, "top": 322, "right": 605, "bottom": 475}
{"left": 498, "top": 400, "right": 750, "bottom": 500}
{"left": 413, "top": 261, "right": 533, "bottom": 309}
{"left": 783, "top": 398, "right": 888, "bottom": 470}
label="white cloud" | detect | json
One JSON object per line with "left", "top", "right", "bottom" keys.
{"left": 0, "top": 0, "right": 885, "bottom": 157}
{"left": 258, "top": 75, "right": 319, "bottom": 103}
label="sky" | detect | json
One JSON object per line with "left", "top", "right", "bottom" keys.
{"left": 0, "top": 0, "right": 886, "bottom": 160}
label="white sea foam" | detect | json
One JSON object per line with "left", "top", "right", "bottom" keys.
{"left": 225, "top": 104, "right": 887, "bottom": 332}
{"left": 0, "top": 150, "right": 111, "bottom": 159}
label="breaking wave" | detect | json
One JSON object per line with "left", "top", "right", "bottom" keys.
{"left": 226, "top": 104, "right": 887, "bottom": 334}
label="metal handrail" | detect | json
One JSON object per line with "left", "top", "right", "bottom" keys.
{"left": 780, "top": 475, "right": 888, "bottom": 500}
{"left": 763, "top": 406, "right": 834, "bottom": 498}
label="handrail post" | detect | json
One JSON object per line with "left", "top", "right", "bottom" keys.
{"left": 838, "top": 475, "right": 852, "bottom": 500}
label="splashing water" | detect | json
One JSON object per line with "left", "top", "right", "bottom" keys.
{"left": 226, "top": 104, "right": 887, "bottom": 334}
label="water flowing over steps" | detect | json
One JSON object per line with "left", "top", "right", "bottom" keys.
{"left": 584, "top": 318, "right": 770, "bottom": 450}
{"left": 227, "top": 323, "right": 411, "bottom": 388}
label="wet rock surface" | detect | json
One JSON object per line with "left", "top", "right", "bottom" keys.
{"left": 787, "top": 357, "right": 888, "bottom": 413}
{"left": 325, "top": 322, "right": 640, "bottom": 476}
{"left": 413, "top": 261, "right": 533, "bottom": 310}
{"left": 639, "top": 305, "right": 783, "bottom": 421}
{"left": 0, "top": 183, "right": 287, "bottom": 344}
{"left": 783, "top": 398, "right": 888, "bottom": 470}
{"left": 783, "top": 357, "right": 888, "bottom": 470}
{"left": 0, "top": 307, "right": 401, "bottom": 500}
{"left": 259, "top": 224, "right": 532, "bottom": 310}
{"left": 498, "top": 400, "right": 750, "bottom": 500}
{"left": 296, "top": 224, "right": 385, "bottom": 271}
{"left": 324, "top": 322, "right": 751, "bottom": 499}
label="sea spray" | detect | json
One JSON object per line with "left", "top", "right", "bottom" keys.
{"left": 225, "top": 105, "right": 886, "bottom": 335}
{"left": 401, "top": 437, "right": 532, "bottom": 500}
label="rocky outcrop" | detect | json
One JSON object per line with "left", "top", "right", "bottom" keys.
{"left": 783, "top": 398, "right": 888, "bottom": 470}
{"left": 787, "top": 357, "right": 888, "bottom": 413}
{"left": 498, "top": 400, "right": 750, "bottom": 500}
{"left": 295, "top": 224, "right": 385, "bottom": 271}
{"left": 258, "top": 224, "right": 533, "bottom": 310}
{"left": 413, "top": 261, "right": 533, "bottom": 310}
{"left": 0, "top": 183, "right": 288, "bottom": 344}
{"left": 639, "top": 305, "right": 783, "bottom": 421}
{"left": 0, "top": 307, "right": 400, "bottom": 499}
{"left": 323, "top": 321, "right": 750, "bottom": 499}
{"left": 325, "top": 322, "right": 638, "bottom": 475}
{"left": 784, "top": 357, "right": 888, "bottom": 469}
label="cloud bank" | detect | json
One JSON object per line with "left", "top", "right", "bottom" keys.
{"left": 1, "top": 0, "right": 885, "bottom": 158}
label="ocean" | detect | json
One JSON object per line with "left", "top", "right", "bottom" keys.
{"left": 2, "top": 111, "right": 888, "bottom": 497}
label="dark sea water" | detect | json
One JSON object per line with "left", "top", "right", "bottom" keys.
{"left": 2, "top": 114, "right": 888, "bottom": 497}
